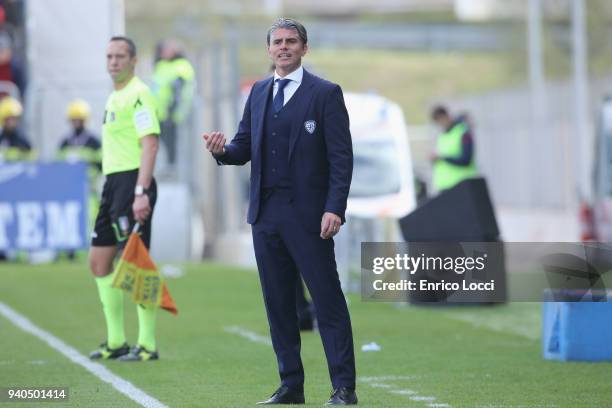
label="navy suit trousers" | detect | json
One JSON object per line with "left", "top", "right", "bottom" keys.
{"left": 252, "top": 189, "right": 356, "bottom": 390}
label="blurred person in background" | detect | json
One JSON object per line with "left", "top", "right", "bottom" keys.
{"left": 203, "top": 18, "right": 357, "bottom": 405}
{"left": 0, "top": 95, "right": 29, "bottom": 261}
{"left": 0, "top": 96, "right": 31, "bottom": 160}
{"left": 57, "top": 99, "right": 102, "bottom": 260}
{"left": 58, "top": 99, "right": 102, "bottom": 170}
{"left": 88, "top": 36, "right": 161, "bottom": 362}
{"left": 0, "top": 4, "right": 24, "bottom": 97}
{"left": 296, "top": 280, "right": 316, "bottom": 331}
{"left": 430, "top": 105, "right": 478, "bottom": 192}
{"left": 152, "top": 39, "right": 195, "bottom": 168}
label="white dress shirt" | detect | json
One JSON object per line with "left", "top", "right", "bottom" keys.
{"left": 273, "top": 66, "right": 303, "bottom": 106}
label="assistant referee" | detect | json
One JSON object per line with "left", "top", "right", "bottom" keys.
{"left": 88, "top": 36, "right": 161, "bottom": 362}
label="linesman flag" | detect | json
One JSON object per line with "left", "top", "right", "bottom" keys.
{"left": 112, "top": 226, "right": 178, "bottom": 315}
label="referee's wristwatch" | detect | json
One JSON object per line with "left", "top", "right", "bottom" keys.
{"left": 134, "top": 184, "right": 149, "bottom": 197}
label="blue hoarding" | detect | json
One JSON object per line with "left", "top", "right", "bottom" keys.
{"left": 0, "top": 162, "right": 89, "bottom": 251}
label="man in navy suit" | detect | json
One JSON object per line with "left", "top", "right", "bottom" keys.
{"left": 203, "top": 18, "right": 357, "bottom": 406}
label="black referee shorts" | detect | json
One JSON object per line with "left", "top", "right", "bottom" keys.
{"left": 91, "top": 169, "right": 157, "bottom": 249}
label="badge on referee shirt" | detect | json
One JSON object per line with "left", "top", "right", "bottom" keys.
{"left": 135, "top": 110, "right": 153, "bottom": 133}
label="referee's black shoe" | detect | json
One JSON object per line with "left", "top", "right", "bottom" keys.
{"left": 117, "top": 345, "right": 159, "bottom": 362}
{"left": 326, "top": 387, "right": 357, "bottom": 405}
{"left": 89, "top": 342, "right": 130, "bottom": 360}
{"left": 256, "top": 385, "right": 305, "bottom": 405}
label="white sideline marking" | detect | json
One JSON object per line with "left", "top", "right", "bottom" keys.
{"left": 411, "top": 396, "right": 436, "bottom": 401}
{"left": 224, "top": 326, "right": 273, "bottom": 346}
{"left": 360, "top": 375, "right": 416, "bottom": 382}
{"left": 391, "top": 389, "right": 416, "bottom": 395}
{"left": 0, "top": 302, "right": 169, "bottom": 408}
{"left": 369, "top": 383, "right": 392, "bottom": 388}
{"left": 360, "top": 376, "right": 452, "bottom": 408}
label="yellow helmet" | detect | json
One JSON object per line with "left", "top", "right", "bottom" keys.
{"left": 66, "top": 99, "right": 91, "bottom": 121}
{"left": 0, "top": 97, "right": 22, "bottom": 125}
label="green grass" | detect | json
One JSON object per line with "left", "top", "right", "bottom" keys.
{"left": 1, "top": 262, "right": 612, "bottom": 407}
{"left": 239, "top": 48, "right": 522, "bottom": 124}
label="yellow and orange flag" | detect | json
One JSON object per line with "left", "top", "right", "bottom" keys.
{"left": 111, "top": 230, "right": 178, "bottom": 315}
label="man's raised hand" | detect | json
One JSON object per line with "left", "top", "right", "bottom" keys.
{"left": 203, "top": 132, "right": 226, "bottom": 155}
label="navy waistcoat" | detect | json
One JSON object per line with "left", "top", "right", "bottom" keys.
{"left": 261, "top": 86, "right": 299, "bottom": 189}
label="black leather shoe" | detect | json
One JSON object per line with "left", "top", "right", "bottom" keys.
{"left": 256, "top": 385, "right": 305, "bottom": 405}
{"left": 326, "top": 387, "right": 357, "bottom": 405}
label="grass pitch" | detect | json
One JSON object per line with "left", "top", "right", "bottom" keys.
{"left": 1, "top": 261, "right": 611, "bottom": 407}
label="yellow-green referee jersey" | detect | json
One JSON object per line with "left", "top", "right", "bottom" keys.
{"left": 102, "top": 76, "right": 160, "bottom": 175}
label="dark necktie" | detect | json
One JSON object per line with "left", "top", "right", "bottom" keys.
{"left": 273, "top": 78, "right": 291, "bottom": 113}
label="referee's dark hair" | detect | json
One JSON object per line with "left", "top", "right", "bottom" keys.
{"left": 110, "top": 36, "right": 137, "bottom": 58}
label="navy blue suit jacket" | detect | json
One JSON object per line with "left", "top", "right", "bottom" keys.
{"left": 216, "top": 69, "right": 353, "bottom": 232}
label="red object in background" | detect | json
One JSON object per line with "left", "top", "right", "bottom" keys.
{"left": 0, "top": 63, "right": 12, "bottom": 82}
{"left": 0, "top": 5, "right": 12, "bottom": 83}
{"left": 579, "top": 202, "right": 597, "bottom": 241}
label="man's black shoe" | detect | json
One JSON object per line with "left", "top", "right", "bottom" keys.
{"left": 256, "top": 385, "right": 305, "bottom": 405}
{"left": 326, "top": 387, "right": 357, "bottom": 405}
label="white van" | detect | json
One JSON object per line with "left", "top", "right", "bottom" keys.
{"left": 582, "top": 96, "right": 612, "bottom": 242}
{"left": 344, "top": 92, "right": 417, "bottom": 218}
{"left": 336, "top": 92, "right": 417, "bottom": 289}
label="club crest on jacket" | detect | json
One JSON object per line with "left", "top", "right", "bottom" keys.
{"left": 304, "top": 120, "right": 316, "bottom": 134}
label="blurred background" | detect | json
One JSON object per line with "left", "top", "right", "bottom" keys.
{"left": 3, "top": 2, "right": 612, "bottom": 406}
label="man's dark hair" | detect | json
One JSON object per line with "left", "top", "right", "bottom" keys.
{"left": 267, "top": 18, "right": 308, "bottom": 46}
{"left": 110, "top": 36, "right": 137, "bottom": 58}
{"left": 431, "top": 105, "right": 449, "bottom": 121}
